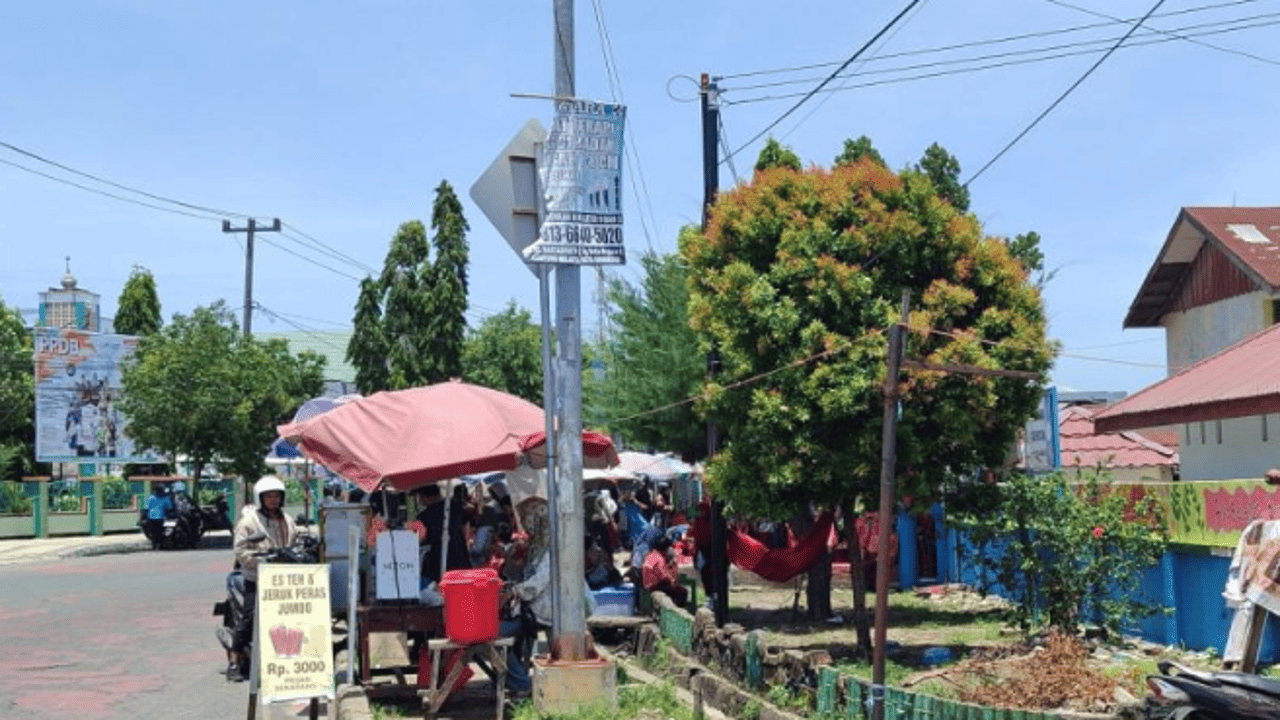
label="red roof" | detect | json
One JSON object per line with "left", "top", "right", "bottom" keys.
{"left": 1059, "top": 405, "right": 1177, "bottom": 469}
{"left": 1124, "top": 207, "right": 1280, "bottom": 327}
{"left": 1094, "top": 323, "right": 1280, "bottom": 432}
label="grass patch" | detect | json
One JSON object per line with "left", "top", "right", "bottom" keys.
{"left": 511, "top": 680, "right": 693, "bottom": 720}
{"left": 832, "top": 656, "right": 917, "bottom": 687}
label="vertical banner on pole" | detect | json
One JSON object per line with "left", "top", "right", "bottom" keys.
{"left": 522, "top": 99, "right": 626, "bottom": 266}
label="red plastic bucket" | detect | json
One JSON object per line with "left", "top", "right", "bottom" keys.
{"left": 440, "top": 568, "right": 501, "bottom": 644}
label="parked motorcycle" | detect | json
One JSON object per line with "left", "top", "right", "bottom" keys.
{"left": 161, "top": 506, "right": 203, "bottom": 549}
{"left": 1147, "top": 659, "right": 1280, "bottom": 719}
{"left": 137, "top": 503, "right": 203, "bottom": 550}
{"left": 213, "top": 532, "right": 321, "bottom": 681}
{"left": 199, "top": 493, "right": 232, "bottom": 532}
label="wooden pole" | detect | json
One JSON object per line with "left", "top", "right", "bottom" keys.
{"left": 870, "top": 291, "right": 909, "bottom": 720}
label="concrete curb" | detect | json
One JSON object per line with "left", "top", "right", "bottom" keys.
{"left": 599, "top": 645, "right": 734, "bottom": 720}
{"left": 335, "top": 684, "right": 373, "bottom": 720}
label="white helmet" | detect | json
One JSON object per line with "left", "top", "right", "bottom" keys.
{"left": 254, "top": 475, "right": 287, "bottom": 506}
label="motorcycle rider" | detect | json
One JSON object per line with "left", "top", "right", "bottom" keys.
{"left": 227, "top": 475, "right": 297, "bottom": 680}
{"left": 141, "top": 483, "right": 173, "bottom": 549}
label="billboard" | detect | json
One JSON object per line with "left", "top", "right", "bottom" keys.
{"left": 522, "top": 98, "right": 626, "bottom": 265}
{"left": 32, "top": 327, "right": 161, "bottom": 464}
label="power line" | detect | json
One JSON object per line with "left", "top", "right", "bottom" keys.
{"left": 0, "top": 138, "right": 376, "bottom": 285}
{"left": 590, "top": 0, "right": 658, "bottom": 254}
{"left": 0, "top": 156, "right": 223, "bottom": 222}
{"left": 254, "top": 303, "right": 354, "bottom": 358}
{"left": 0, "top": 139, "right": 257, "bottom": 219}
{"left": 725, "top": 0, "right": 926, "bottom": 165}
{"left": 963, "top": 0, "right": 1171, "bottom": 188}
{"left": 717, "top": 0, "right": 1264, "bottom": 82}
{"left": 723, "top": 12, "right": 1280, "bottom": 104}
{"left": 779, "top": 0, "right": 929, "bottom": 145}
{"left": 254, "top": 234, "right": 363, "bottom": 282}
{"left": 280, "top": 223, "right": 377, "bottom": 276}
{"left": 1043, "top": 0, "right": 1280, "bottom": 66}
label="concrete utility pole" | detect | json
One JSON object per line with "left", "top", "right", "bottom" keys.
{"left": 221, "top": 218, "right": 281, "bottom": 337}
{"left": 550, "top": 0, "right": 588, "bottom": 662}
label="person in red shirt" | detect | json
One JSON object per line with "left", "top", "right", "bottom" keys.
{"left": 641, "top": 534, "right": 687, "bottom": 607}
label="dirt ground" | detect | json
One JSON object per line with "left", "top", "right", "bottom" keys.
{"left": 716, "top": 568, "right": 1194, "bottom": 715}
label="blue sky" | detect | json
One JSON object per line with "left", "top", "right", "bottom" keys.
{"left": 2, "top": 1, "right": 1277, "bottom": 397}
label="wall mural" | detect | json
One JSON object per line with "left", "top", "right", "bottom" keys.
{"left": 1103, "top": 480, "right": 1279, "bottom": 547}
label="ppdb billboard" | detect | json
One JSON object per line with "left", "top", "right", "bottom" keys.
{"left": 33, "top": 327, "right": 161, "bottom": 464}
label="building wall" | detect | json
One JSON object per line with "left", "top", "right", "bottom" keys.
{"left": 1180, "top": 412, "right": 1280, "bottom": 480}
{"left": 1163, "top": 291, "right": 1268, "bottom": 374}
{"left": 1062, "top": 464, "right": 1173, "bottom": 483}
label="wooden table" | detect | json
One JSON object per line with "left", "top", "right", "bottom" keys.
{"left": 418, "top": 636, "right": 514, "bottom": 720}
{"left": 356, "top": 604, "right": 444, "bottom": 687}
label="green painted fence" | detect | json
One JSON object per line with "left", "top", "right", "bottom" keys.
{"left": 654, "top": 601, "right": 1067, "bottom": 720}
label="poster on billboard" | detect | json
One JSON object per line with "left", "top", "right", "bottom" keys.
{"left": 522, "top": 98, "right": 626, "bottom": 266}
{"left": 32, "top": 327, "right": 161, "bottom": 464}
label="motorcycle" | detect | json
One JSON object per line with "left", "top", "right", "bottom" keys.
{"left": 1147, "top": 659, "right": 1280, "bottom": 719}
{"left": 199, "top": 493, "right": 232, "bottom": 532}
{"left": 213, "top": 533, "right": 321, "bottom": 681}
{"left": 138, "top": 503, "right": 203, "bottom": 550}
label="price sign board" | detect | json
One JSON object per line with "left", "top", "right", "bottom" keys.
{"left": 257, "top": 563, "right": 335, "bottom": 703}
{"left": 522, "top": 98, "right": 626, "bottom": 265}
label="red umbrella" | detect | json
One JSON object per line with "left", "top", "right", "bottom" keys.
{"left": 517, "top": 430, "right": 619, "bottom": 470}
{"left": 277, "top": 380, "right": 614, "bottom": 492}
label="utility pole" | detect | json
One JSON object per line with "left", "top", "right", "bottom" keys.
{"left": 870, "top": 291, "right": 909, "bottom": 720}
{"left": 550, "top": 0, "right": 588, "bottom": 663}
{"left": 700, "top": 72, "right": 730, "bottom": 627}
{"left": 221, "top": 218, "right": 281, "bottom": 337}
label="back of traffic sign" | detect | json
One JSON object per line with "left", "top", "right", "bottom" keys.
{"left": 470, "top": 118, "right": 547, "bottom": 277}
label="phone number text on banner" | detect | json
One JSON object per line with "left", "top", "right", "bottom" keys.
{"left": 524, "top": 99, "right": 626, "bottom": 266}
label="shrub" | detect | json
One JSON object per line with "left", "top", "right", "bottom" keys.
{"left": 102, "top": 476, "right": 132, "bottom": 509}
{"left": 949, "top": 469, "right": 1169, "bottom": 637}
{"left": 0, "top": 481, "right": 32, "bottom": 515}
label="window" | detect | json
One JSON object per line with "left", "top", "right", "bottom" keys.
{"left": 1200, "top": 422, "right": 1206, "bottom": 444}
{"left": 1264, "top": 415, "right": 1270, "bottom": 443}
{"left": 1216, "top": 420, "right": 1222, "bottom": 444}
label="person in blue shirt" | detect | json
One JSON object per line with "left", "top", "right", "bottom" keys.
{"left": 141, "top": 484, "right": 174, "bottom": 549}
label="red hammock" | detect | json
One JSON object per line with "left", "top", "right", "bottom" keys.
{"left": 726, "top": 511, "right": 836, "bottom": 583}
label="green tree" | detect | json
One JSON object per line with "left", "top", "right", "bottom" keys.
{"left": 834, "top": 135, "right": 886, "bottom": 168}
{"left": 916, "top": 142, "right": 970, "bottom": 212}
{"left": 590, "top": 249, "right": 705, "bottom": 459}
{"left": 361, "top": 187, "right": 471, "bottom": 391}
{"left": 424, "top": 180, "right": 469, "bottom": 383}
{"left": 682, "top": 147, "right": 1054, "bottom": 628}
{"left": 1002, "top": 231, "right": 1058, "bottom": 289}
{"left": 114, "top": 266, "right": 162, "bottom": 336}
{"left": 379, "top": 220, "right": 433, "bottom": 389}
{"left": 462, "top": 301, "right": 542, "bottom": 405}
{"left": 119, "top": 302, "right": 324, "bottom": 494}
{"left": 754, "top": 138, "right": 802, "bottom": 173}
{"left": 0, "top": 293, "right": 34, "bottom": 479}
{"left": 347, "top": 276, "right": 389, "bottom": 394}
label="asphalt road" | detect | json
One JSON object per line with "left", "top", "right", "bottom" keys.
{"left": 0, "top": 540, "right": 330, "bottom": 720}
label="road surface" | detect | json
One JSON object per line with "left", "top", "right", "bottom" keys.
{"left": 0, "top": 538, "right": 331, "bottom": 719}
